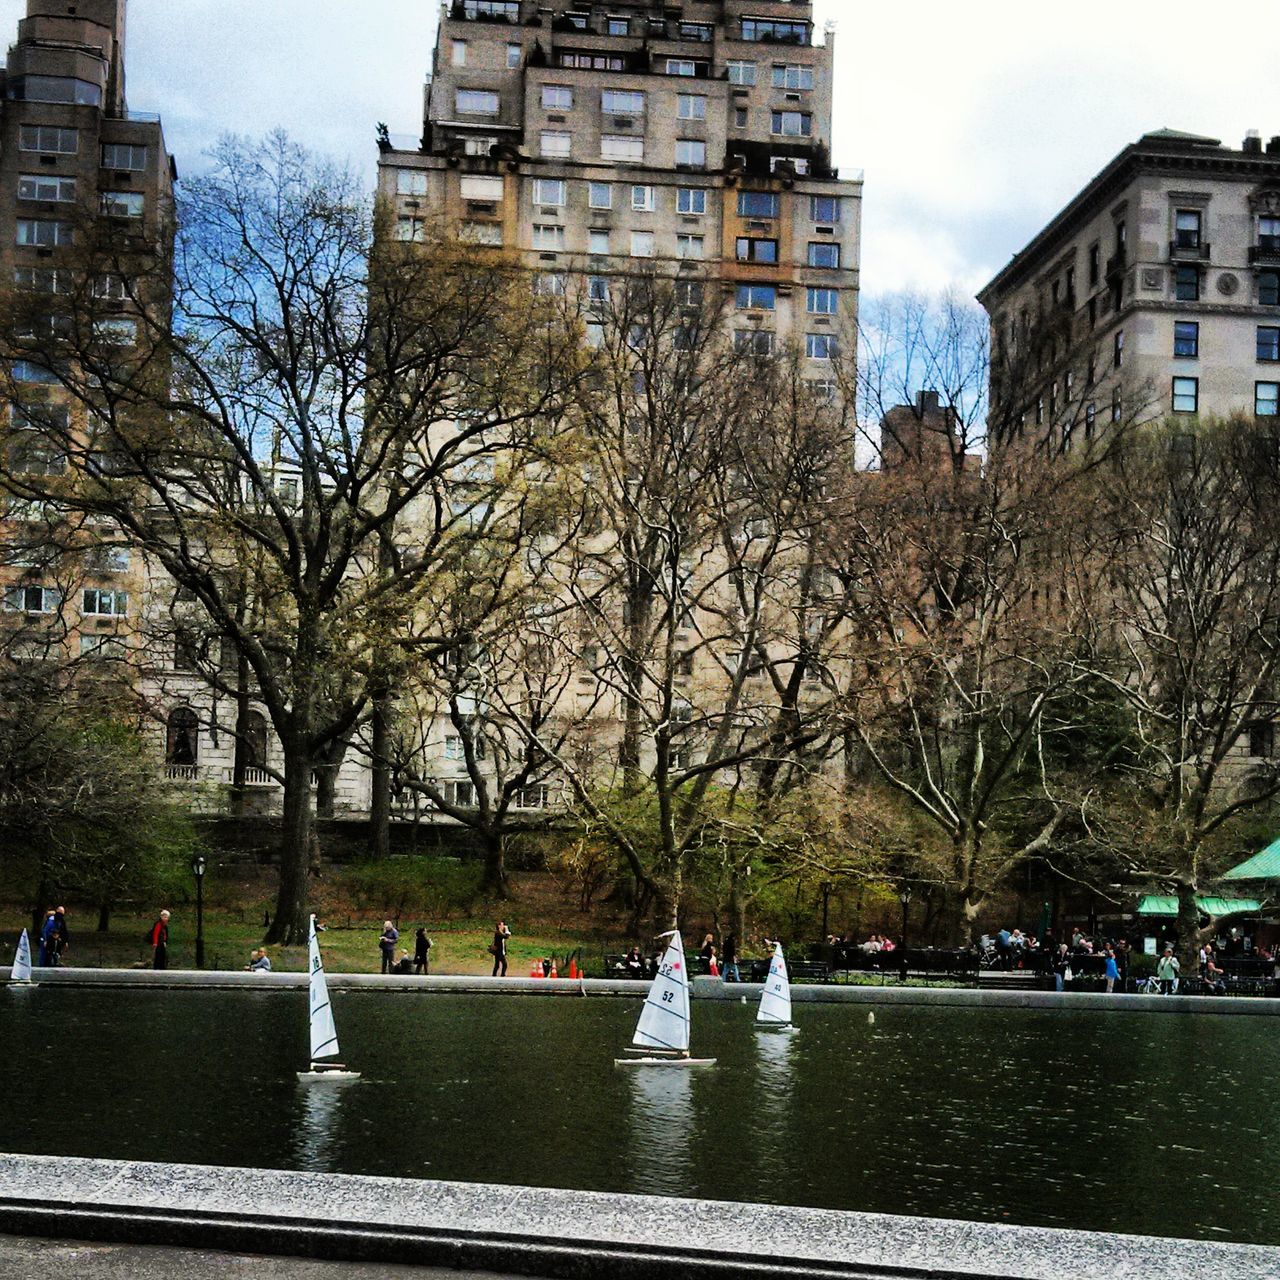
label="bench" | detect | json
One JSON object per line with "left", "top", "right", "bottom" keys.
{"left": 743, "top": 958, "right": 830, "bottom": 984}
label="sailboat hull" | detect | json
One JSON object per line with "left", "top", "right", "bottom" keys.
{"left": 296, "top": 1069, "right": 361, "bottom": 1083}
{"left": 755, "top": 1021, "right": 799, "bottom": 1034}
{"left": 614, "top": 1056, "right": 717, "bottom": 1068}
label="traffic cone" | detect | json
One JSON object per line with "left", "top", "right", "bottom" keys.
{"left": 530, "top": 960, "right": 543, "bottom": 978}
{"left": 550, "top": 959, "right": 558, "bottom": 978}
{"left": 568, "top": 958, "right": 578, "bottom": 979}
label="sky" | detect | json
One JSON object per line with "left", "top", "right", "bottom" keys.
{"left": 3, "top": 0, "right": 1278, "bottom": 300}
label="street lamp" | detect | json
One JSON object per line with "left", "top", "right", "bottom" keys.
{"left": 899, "top": 886, "right": 912, "bottom": 980}
{"left": 191, "top": 854, "right": 207, "bottom": 969}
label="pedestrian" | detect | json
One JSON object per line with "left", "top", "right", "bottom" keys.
{"left": 413, "top": 927, "right": 432, "bottom": 975}
{"left": 149, "top": 910, "right": 170, "bottom": 970}
{"left": 379, "top": 920, "right": 399, "bottom": 974}
{"left": 1052, "top": 943, "right": 1070, "bottom": 992}
{"left": 1103, "top": 946, "right": 1119, "bottom": 994}
{"left": 490, "top": 920, "right": 511, "bottom": 977}
{"left": 52, "top": 906, "right": 70, "bottom": 965}
{"left": 38, "top": 909, "right": 57, "bottom": 967}
{"left": 722, "top": 932, "right": 740, "bottom": 983}
{"left": 1156, "top": 946, "right": 1180, "bottom": 995}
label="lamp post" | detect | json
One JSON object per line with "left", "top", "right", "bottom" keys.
{"left": 192, "top": 854, "right": 207, "bottom": 969}
{"left": 899, "top": 885, "right": 912, "bottom": 981}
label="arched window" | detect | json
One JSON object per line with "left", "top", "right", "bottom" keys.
{"left": 166, "top": 707, "right": 199, "bottom": 766}
{"left": 243, "top": 710, "right": 268, "bottom": 769}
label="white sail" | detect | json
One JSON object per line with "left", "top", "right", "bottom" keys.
{"left": 632, "top": 931, "right": 691, "bottom": 1054}
{"left": 756, "top": 942, "right": 792, "bottom": 1025}
{"left": 307, "top": 915, "right": 340, "bottom": 1062}
{"left": 11, "top": 929, "right": 32, "bottom": 983}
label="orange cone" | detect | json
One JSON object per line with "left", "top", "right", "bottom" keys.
{"left": 550, "top": 959, "right": 558, "bottom": 978}
{"left": 530, "top": 960, "right": 543, "bottom": 978}
{"left": 568, "top": 958, "right": 578, "bottom": 979}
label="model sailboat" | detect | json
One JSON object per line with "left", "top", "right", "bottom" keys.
{"left": 616, "top": 931, "right": 715, "bottom": 1067}
{"left": 297, "top": 914, "right": 360, "bottom": 1082}
{"left": 9, "top": 929, "right": 32, "bottom": 984}
{"left": 756, "top": 941, "right": 796, "bottom": 1033}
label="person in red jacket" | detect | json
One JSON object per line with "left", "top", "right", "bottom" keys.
{"left": 150, "top": 910, "right": 170, "bottom": 970}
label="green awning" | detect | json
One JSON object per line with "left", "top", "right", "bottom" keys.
{"left": 1223, "top": 836, "right": 1280, "bottom": 882}
{"left": 1135, "top": 895, "right": 1263, "bottom": 918}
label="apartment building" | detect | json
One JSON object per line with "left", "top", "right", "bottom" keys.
{"left": 0, "top": 0, "right": 174, "bottom": 668}
{"left": 979, "top": 129, "right": 1280, "bottom": 446}
{"left": 378, "top": 0, "right": 861, "bottom": 380}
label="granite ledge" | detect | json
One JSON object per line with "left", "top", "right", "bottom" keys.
{"left": 0, "top": 1155, "right": 1275, "bottom": 1280}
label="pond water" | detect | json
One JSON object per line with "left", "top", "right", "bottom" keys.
{"left": 0, "top": 986, "right": 1273, "bottom": 1245}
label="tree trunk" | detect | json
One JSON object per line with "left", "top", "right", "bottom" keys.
{"left": 482, "top": 828, "right": 510, "bottom": 898}
{"left": 367, "top": 694, "right": 391, "bottom": 857}
{"left": 1175, "top": 881, "right": 1206, "bottom": 969}
{"left": 729, "top": 867, "right": 747, "bottom": 943}
{"left": 97, "top": 903, "right": 110, "bottom": 933}
{"left": 264, "top": 743, "right": 314, "bottom": 945}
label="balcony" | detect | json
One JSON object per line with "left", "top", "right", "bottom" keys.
{"left": 1249, "top": 243, "right": 1280, "bottom": 267}
{"left": 223, "top": 765, "right": 276, "bottom": 787}
{"left": 1169, "top": 239, "right": 1211, "bottom": 262}
{"left": 164, "top": 763, "right": 199, "bottom": 782}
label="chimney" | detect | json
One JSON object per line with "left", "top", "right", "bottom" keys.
{"left": 1267, "top": 136, "right": 1280, "bottom": 156}
{"left": 915, "top": 389, "right": 940, "bottom": 417}
{"left": 1243, "top": 130, "right": 1263, "bottom": 155}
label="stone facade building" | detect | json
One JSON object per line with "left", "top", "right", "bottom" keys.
{"left": 979, "top": 129, "right": 1280, "bottom": 447}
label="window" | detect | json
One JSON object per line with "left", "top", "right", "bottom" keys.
{"left": 12, "top": 361, "right": 59, "bottom": 384}
{"left": 727, "top": 61, "right": 757, "bottom": 86}
{"left": 445, "top": 781, "right": 475, "bottom": 807}
{"left": 1171, "top": 376, "right": 1199, "bottom": 415}
{"left": 631, "top": 184, "right": 656, "bottom": 211}
{"left": 735, "top": 330, "right": 775, "bottom": 356}
{"left": 94, "top": 317, "right": 137, "bottom": 346}
{"left": 395, "top": 216, "right": 427, "bottom": 242}
{"left": 665, "top": 59, "right": 697, "bottom": 77}
{"left": 585, "top": 321, "right": 605, "bottom": 348}
{"left": 607, "top": 18, "right": 630, "bottom": 35}
{"left": 738, "top": 191, "right": 780, "bottom": 218}
{"left": 19, "top": 125, "right": 77, "bottom": 154}
{"left": 734, "top": 107, "right": 749, "bottom": 128}
{"left": 1085, "top": 402, "right": 1097, "bottom": 436}
{"left": 1174, "top": 208, "right": 1201, "bottom": 249}
{"left": 808, "top": 241, "right": 840, "bottom": 269}
{"left": 461, "top": 174, "right": 503, "bottom": 201}
{"left": 807, "top": 287, "right": 838, "bottom": 315}
{"left": 602, "top": 135, "right": 644, "bottom": 162}
{"left": 675, "top": 140, "right": 706, "bottom": 167}
{"left": 736, "top": 237, "right": 778, "bottom": 263}
{"left": 4, "top": 585, "right": 60, "bottom": 614}
{"left": 165, "top": 708, "right": 200, "bottom": 768}
{"left": 741, "top": 19, "right": 808, "bottom": 43}
{"left": 630, "top": 231, "right": 654, "bottom": 258}
{"left": 456, "top": 89, "right": 500, "bottom": 114}
{"left": 1257, "top": 382, "right": 1280, "bottom": 417}
{"left": 677, "top": 94, "right": 707, "bottom": 120}
{"left": 507, "top": 43, "right": 522, "bottom": 68}
{"left": 588, "top": 228, "right": 610, "bottom": 255}
{"left": 1113, "top": 329, "right": 1124, "bottom": 369}
{"left": 1174, "top": 265, "right": 1200, "bottom": 302}
{"left": 451, "top": 39, "right": 467, "bottom": 66}
{"left": 395, "top": 169, "right": 428, "bottom": 196}
{"left": 7, "top": 424, "right": 66, "bottom": 476}
{"left": 736, "top": 284, "right": 776, "bottom": 310}
{"left": 588, "top": 182, "right": 613, "bottom": 209}
{"left": 1261, "top": 272, "right": 1280, "bottom": 306}
{"left": 87, "top": 545, "right": 131, "bottom": 573}
{"left": 101, "top": 191, "right": 144, "bottom": 218}
{"left": 539, "top": 130, "right": 571, "bottom": 157}
{"left": 1259, "top": 216, "right": 1280, "bottom": 252}
{"left": 460, "top": 221, "right": 502, "bottom": 248}
{"left": 1249, "top": 722, "right": 1276, "bottom": 759}
{"left": 1174, "top": 321, "right": 1199, "bottom": 358}
{"left": 542, "top": 84, "right": 573, "bottom": 110}
{"left": 676, "top": 234, "right": 704, "bottom": 259}
{"left": 532, "top": 224, "right": 565, "bottom": 250}
{"left": 679, "top": 21, "right": 712, "bottom": 40}
{"left": 16, "top": 219, "right": 72, "bottom": 247}
{"left": 11, "top": 75, "right": 101, "bottom": 105}
{"left": 444, "top": 735, "right": 464, "bottom": 761}
{"left": 13, "top": 267, "right": 66, "bottom": 293}
{"left": 602, "top": 90, "right": 645, "bottom": 115}
{"left": 677, "top": 188, "right": 707, "bottom": 215}
{"left": 1258, "top": 326, "right": 1280, "bottom": 362}
{"left": 534, "top": 272, "right": 566, "bottom": 296}
{"left": 83, "top": 588, "right": 128, "bottom": 617}
{"left": 806, "top": 333, "right": 836, "bottom": 361}
{"left": 532, "top": 178, "right": 566, "bottom": 206}
{"left": 810, "top": 195, "right": 841, "bottom": 223}
{"left": 772, "top": 64, "right": 814, "bottom": 90}
{"left": 18, "top": 174, "right": 75, "bottom": 202}
{"left": 588, "top": 276, "right": 610, "bottom": 302}
{"left": 675, "top": 280, "right": 704, "bottom": 308}
{"left": 771, "top": 110, "right": 812, "bottom": 137}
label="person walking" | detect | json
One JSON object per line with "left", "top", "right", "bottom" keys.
{"left": 379, "top": 920, "right": 399, "bottom": 975}
{"left": 722, "top": 932, "right": 740, "bottom": 983}
{"left": 149, "top": 910, "right": 170, "bottom": 970}
{"left": 413, "top": 927, "right": 432, "bottom": 975}
{"left": 1156, "top": 946, "right": 1180, "bottom": 995}
{"left": 1103, "top": 946, "right": 1119, "bottom": 994}
{"left": 491, "top": 920, "right": 511, "bottom": 977}
{"left": 52, "top": 906, "right": 70, "bottom": 966}
{"left": 38, "top": 909, "right": 58, "bottom": 967}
